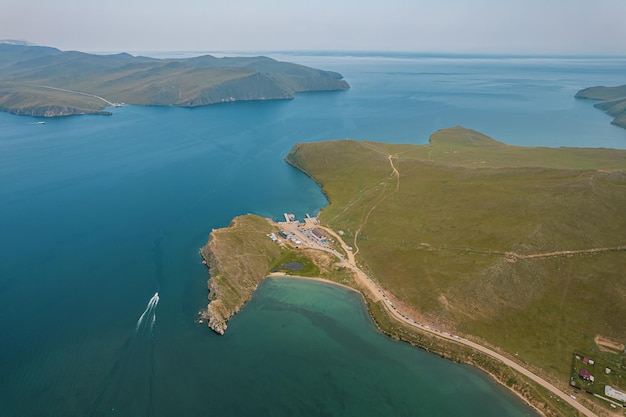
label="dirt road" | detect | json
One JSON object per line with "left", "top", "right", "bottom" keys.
{"left": 277, "top": 220, "right": 599, "bottom": 417}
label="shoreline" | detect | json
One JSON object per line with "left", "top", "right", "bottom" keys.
{"left": 202, "top": 160, "right": 621, "bottom": 417}
{"left": 280, "top": 136, "right": 626, "bottom": 417}
{"left": 267, "top": 272, "right": 363, "bottom": 294}
{"left": 268, "top": 273, "right": 549, "bottom": 417}
{"left": 203, "top": 213, "right": 599, "bottom": 416}
{"left": 263, "top": 218, "right": 601, "bottom": 417}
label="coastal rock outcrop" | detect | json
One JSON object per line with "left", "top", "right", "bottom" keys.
{"left": 199, "top": 214, "right": 281, "bottom": 335}
{"left": 8, "top": 104, "right": 111, "bottom": 117}
{"left": 576, "top": 84, "right": 626, "bottom": 129}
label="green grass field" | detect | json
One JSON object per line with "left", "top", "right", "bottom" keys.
{"left": 286, "top": 127, "right": 626, "bottom": 386}
{"left": 269, "top": 250, "right": 321, "bottom": 277}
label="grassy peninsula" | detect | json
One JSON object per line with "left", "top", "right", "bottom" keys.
{"left": 199, "top": 214, "right": 351, "bottom": 334}
{"left": 576, "top": 85, "right": 626, "bottom": 129}
{"left": 285, "top": 127, "right": 626, "bottom": 377}
{"left": 199, "top": 215, "right": 281, "bottom": 334}
{"left": 201, "top": 127, "right": 626, "bottom": 415}
{"left": 0, "top": 44, "right": 349, "bottom": 117}
{"left": 285, "top": 127, "right": 626, "bottom": 413}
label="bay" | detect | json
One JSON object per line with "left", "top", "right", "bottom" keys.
{"left": 1, "top": 52, "right": 624, "bottom": 416}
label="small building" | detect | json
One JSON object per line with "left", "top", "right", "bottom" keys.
{"left": 579, "top": 369, "right": 593, "bottom": 382}
{"left": 605, "top": 386, "right": 626, "bottom": 403}
{"left": 312, "top": 229, "right": 325, "bottom": 239}
{"left": 582, "top": 357, "right": 595, "bottom": 365}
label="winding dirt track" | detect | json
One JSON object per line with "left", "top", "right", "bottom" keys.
{"left": 25, "top": 84, "right": 118, "bottom": 106}
{"left": 352, "top": 154, "right": 401, "bottom": 256}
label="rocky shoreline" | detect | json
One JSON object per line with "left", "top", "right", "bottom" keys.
{"left": 199, "top": 214, "right": 281, "bottom": 335}
{"left": 4, "top": 105, "right": 112, "bottom": 118}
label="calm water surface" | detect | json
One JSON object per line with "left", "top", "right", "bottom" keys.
{"left": 1, "top": 52, "right": 625, "bottom": 416}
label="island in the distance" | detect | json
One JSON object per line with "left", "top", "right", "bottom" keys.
{"left": 576, "top": 84, "right": 626, "bottom": 129}
{"left": 0, "top": 43, "right": 349, "bottom": 117}
{"left": 200, "top": 127, "right": 626, "bottom": 417}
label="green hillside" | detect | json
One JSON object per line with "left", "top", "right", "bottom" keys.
{"left": 0, "top": 44, "right": 349, "bottom": 117}
{"left": 576, "top": 84, "right": 626, "bottom": 129}
{"left": 286, "top": 127, "right": 626, "bottom": 382}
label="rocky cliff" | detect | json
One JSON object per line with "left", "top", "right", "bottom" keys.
{"left": 199, "top": 215, "right": 281, "bottom": 335}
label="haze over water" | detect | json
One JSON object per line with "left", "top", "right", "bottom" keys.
{"left": 1, "top": 53, "right": 625, "bottom": 416}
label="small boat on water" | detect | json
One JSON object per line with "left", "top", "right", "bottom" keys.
{"left": 35, "top": 121, "right": 45, "bottom": 125}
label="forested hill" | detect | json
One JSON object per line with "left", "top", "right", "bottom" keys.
{"left": 0, "top": 44, "right": 350, "bottom": 117}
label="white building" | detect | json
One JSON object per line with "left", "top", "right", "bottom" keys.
{"left": 605, "top": 386, "right": 626, "bottom": 403}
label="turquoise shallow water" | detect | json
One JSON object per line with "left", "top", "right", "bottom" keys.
{"left": 190, "top": 278, "right": 537, "bottom": 417}
{"left": 1, "top": 53, "right": 625, "bottom": 416}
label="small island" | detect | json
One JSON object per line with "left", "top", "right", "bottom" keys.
{"left": 201, "top": 127, "right": 626, "bottom": 417}
{"left": 0, "top": 43, "right": 349, "bottom": 117}
{"left": 576, "top": 84, "right": 626, "bottom": 129}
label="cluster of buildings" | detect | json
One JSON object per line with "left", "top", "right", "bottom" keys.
{"left": 571, "top": 353, "right": 626, "bottom": 408}
{"left": 266, "top": 233, "right": 282, "bottom": 244}
{"left": 577, "top": 356, "right": 596, "bottom": 382}
{"left": 278, "top": 230, "right": 301, "bottom": 246}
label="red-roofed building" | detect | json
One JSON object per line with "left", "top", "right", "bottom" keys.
{"left": 579, "top": 369, "right": 594, "bottom": 382}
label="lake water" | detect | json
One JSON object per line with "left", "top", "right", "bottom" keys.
{"left": 1, "top": 52, "right": 625, "bottom": 416}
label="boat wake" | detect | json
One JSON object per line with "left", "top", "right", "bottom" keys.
{"left": 136, "top": 292, "right": 159, "bottom": 332}
{"left": 89, "top": 292, "right": 160, "bottom": 417}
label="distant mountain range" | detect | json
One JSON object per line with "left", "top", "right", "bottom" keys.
{"left": 0, "top": 44, "right": 350, "bottom": 117}
{"left": 576, "top": 84, "right": 626, "bottom": 129}
{"left": 0, "top": 39, "right": 37, "bottom": 46}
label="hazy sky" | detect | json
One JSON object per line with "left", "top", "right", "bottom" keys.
{"left": 3, "top": 0, "right": 626, "bottom": 54}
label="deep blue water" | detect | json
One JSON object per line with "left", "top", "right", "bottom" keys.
{"left": 1, "top": 53, "right": 625, "bottom": 416}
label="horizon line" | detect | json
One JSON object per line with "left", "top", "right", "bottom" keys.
{"left": 4, "top": 42, "right": 626, "bottom": 59}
